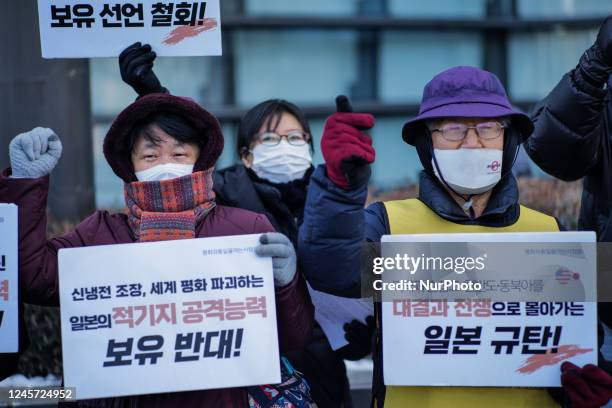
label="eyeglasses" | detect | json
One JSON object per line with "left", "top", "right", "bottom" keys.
{"left": 257, "top": 130, "right": 311, "bottom": 146}
{"left": 431, "top": 122, "right": 505, "bottom": 142}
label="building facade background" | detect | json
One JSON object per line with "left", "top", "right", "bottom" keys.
{"left": 89, "top": 0, "right": 609, "bottom": 208}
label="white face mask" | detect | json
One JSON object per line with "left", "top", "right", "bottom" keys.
{"left": 135, "top": 163, "right": 194, "bottom": 182}
{"left": 432, "top": 148, "right": 503, "bottom": 195}
{"left": 250, "top": 141, "right": 312, "bottom": 184}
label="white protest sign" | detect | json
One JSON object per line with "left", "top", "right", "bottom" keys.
{"left": 381, "top": 232, "right": 598, "bottom": 387}
{"left": 58, "top": 234, "right": 279, "bottom": 400}
{"left": 0, "top": 204, "right": 18, "bottom": 353}
{"left": 37, "top": 0, "right": 222, "bottom": 58}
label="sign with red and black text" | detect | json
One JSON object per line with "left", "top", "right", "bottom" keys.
{"left": 58, "top": 234, "right": 279, "bottom": 400}
{"left": 380, "top": 232, "right": 598, "bottom": 387}
{"left": 37, "top": 0, "right": 222, "bottom": 58}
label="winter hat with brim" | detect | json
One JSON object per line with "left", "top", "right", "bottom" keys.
{"left": 103, "top": 93, "right": 224, "bottom": 183}
{"left": 402, "top": 66, "right": 533, "bottom": 145}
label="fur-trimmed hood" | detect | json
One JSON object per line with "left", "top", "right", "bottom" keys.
{"left": 103, "top": 93, "right": 224, "bottom": 182}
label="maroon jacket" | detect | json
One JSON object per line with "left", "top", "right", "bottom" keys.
{"left": 0, "top": 171, "right": 314, "bottom": 407}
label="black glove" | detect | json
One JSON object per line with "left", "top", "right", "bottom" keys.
{"left": 335, "top": 315, "right": 376, "bottom": 361}
{"left": 119, "top": 42, "right": 167, "bottom": 97}
{"left": 596, "top": 15, "right": 612, "bottom": 66}
{"left": 575, "top": 15, "right": 612, "bottom": 92}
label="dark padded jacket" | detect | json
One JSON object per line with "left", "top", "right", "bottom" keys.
{"left": 525, "top": 70, "right": 612, "bottom": 240}
{"left": 524, "top": 66, "right": 612, "bottom": 330}
{"left": 213, "top": 165, "right": 311, "bottom": 246}
{"left": 214, "top": 164, "right": 354, "bottom": 408}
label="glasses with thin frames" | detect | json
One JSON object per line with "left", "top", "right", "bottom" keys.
{"left": 431, "top": 122, "right": 505, "bottom": 142}
{"left": 257, "top": 130, "right": 311, "bottom": 146}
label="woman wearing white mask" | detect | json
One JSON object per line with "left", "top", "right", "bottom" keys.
{"left": 129, "top": 97, "right": 313, "bottom": 253}
{"left": 1, "top": 93, "right": 315, "bottom": 407}
{"left": 119, "top": 43, "right": 314, "bottom": 245}
{"left": 216, "top": 99, "right": 369, "bottom": 408}
{"left": 214, "top": 99, "right": 314, "bottom": 245}
{"left": 125, "top": 98, "right": 315, "bottom": 247}
{"left": 119, "top": 43, "right": 374, "bottom": 407}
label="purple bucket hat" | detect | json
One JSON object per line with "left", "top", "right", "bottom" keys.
{"left": 402, "top": 66, "right": 533, "bottom": 145}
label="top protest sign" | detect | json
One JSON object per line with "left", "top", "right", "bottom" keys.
{"left": 37, "top": 0, "right": 222, "bottom": 58}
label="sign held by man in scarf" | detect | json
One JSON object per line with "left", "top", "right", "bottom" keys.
{"left": 0, "top": 204, "right": 18, "bottom": 353}
{"left": 58, "top": 234, "right": 279, "bottom": 400}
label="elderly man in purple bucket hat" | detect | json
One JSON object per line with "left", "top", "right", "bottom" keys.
{"left": 297, "top": 65, "right": 612, "bottom": 407}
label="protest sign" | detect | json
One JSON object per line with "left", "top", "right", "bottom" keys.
{"left": 381, "top": 232, "right": 598, "bottom": 387}
{"left": 0, "top": 204, "right": 18, "bottom": 353}
{"left": 37, "top": 0, "right": 222, "bottom": 58}
{"left": 58, "top": 234, "right": 279, "bottom": 400}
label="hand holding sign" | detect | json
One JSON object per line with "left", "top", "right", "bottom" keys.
{"left": 560, "top": 362, "right": 612, "bottom": 407}
{"left": 9, "top": 128, "right": 62, "bottom": 179}
{"left": 119, "top": 42, "right": 168, "bottom": 97}
{"left": 255, "top": 233, "right": 297, "bottom": 287}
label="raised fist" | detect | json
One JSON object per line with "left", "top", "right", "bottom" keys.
{"left": 321, "top": 95, "right": 375, "bottom": 189}
{"left": 9, "top": 127, "right": 62, "bottom": 178}
{"left": 119, "top": 42, "right": 167, "bottom": 97}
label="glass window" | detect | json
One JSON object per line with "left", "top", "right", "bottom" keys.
{"left": 388, "top": 0, "right": 485, "bottom": 17}
{"left": 508, "top": 29, "right": 596, "bottom": 101}
{"left": 92, "top": 122, "right": 123, "bottom": 209}
{"left": 90, "top": 59, "right": 140, "bottom": 118}
{"left": 216, "top": 122, "right": 240, "bottom": 169}
{"left": 234, "top": 30, "right": 358, "bottom": 107}
{"left": 370, "top": 118, "right": 422, "bottom": 189}
{"left": 245, "top": 0, "right": 358, "bottom": 16}
{"left": 517, "top": 0, "right": 611, "bottom": 17}
{"left": 307, "top": 119, "right": 326, "bottom": 167}
{"left": 379, "top": 32, "right": 483, "bottom": 103}
{"left": 90, "top": 57, "right": 216, "bottom": 117}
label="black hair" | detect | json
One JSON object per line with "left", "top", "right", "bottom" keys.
{"left": 127, "top": 112, "right": 204, "bottom": 154}
{"left": 236, "top": 99, "right": 312, "bottom": 158}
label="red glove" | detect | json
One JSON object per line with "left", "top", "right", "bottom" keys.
{"left": 321, "top": 95, "right": 375, "bottom": 189}
{"left": 561, "top": 362, "right": 612, "bottom": 408}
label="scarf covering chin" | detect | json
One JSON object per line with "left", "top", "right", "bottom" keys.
{"left": 124, "top": 169, "right": 216, "bottom": 242}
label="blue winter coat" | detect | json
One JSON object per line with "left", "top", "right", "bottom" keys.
{"left": 298, "top": 165, "right": 530, "bottom": 298}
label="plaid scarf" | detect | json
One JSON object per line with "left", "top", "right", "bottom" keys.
{"left": 124, "top": 169, "right": 216, "bottom": 242}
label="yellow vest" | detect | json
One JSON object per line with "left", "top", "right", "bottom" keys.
{"left": 381, "top": 198, "right": 559, "bottom": 408}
